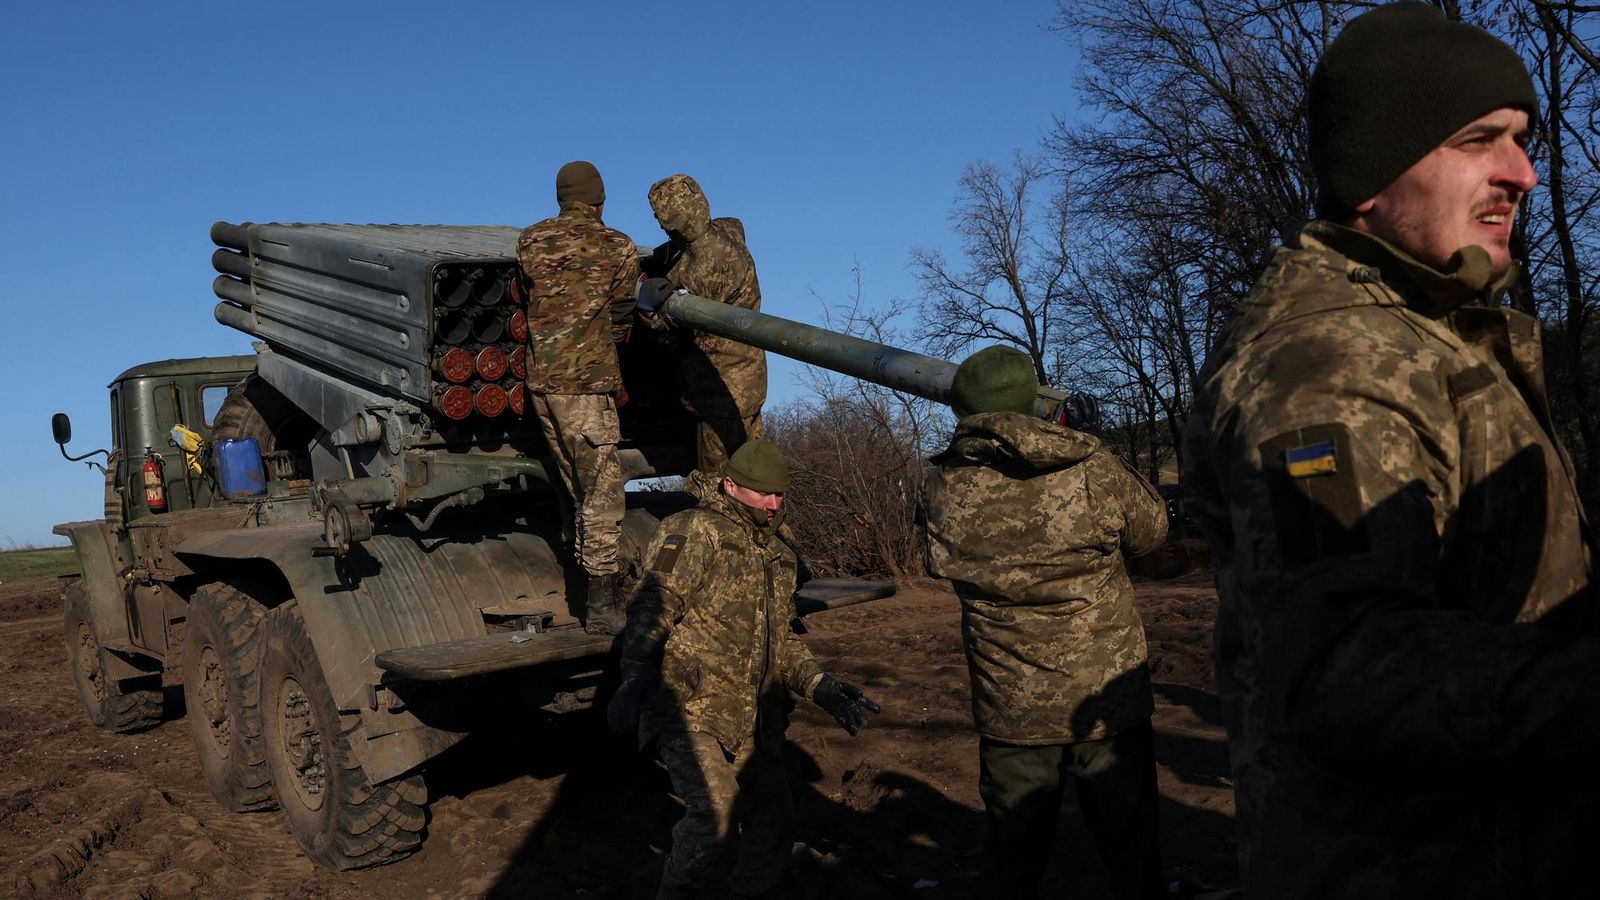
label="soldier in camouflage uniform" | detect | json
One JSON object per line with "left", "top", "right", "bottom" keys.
{"left": 1183, "top": 5, "right": 1598, "bottom": 896}
{"left": 607, "top": 440, "right": 878, "bottom": 900}
{"left": 517, "top": 160, "right": 638, "bottom": 634}
{"left": 644, "top": 174, "right": 767, "bottom": 472}
{"left": 922, "top": 346, "right": 1169, "bottom": 899}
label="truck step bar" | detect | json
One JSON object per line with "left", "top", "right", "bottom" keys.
{"left": 372, "top": 579, "right": 895, "bottom": 682}
{"left": 375, "top": 628, "right": 614, "bottom": 681}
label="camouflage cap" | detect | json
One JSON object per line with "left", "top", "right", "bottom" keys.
{"left": 725, "top": 439, "right": 788, "bottom": 494}
{"left": 950, "top": 345, "right": 1037, "bottom": 419}
{"left": 648, "top": 174, "right": 712, "bottom": 241}
{"left": 556, "top": 160, "right": 605, "bottom": 207}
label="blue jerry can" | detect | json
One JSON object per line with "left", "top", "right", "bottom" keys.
{"left": 216, "top": 437, "right": 267, "bottom": 499}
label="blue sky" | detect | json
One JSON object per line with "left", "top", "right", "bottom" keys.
{"left": 0, "top": 1, "right": 1078, "bottom": 547}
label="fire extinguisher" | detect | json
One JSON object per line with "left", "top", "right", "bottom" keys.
{"left": 142, "top": 448, "right": 167, "bottom": 514}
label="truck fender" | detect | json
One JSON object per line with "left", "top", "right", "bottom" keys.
{"left": 53, "top": 520, "right": 141, "bottom": 671}
{"left": 174, "top": 521, "right": 571, "bottom": 782}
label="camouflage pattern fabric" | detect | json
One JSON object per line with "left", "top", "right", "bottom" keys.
{"left": 696, "top": 412, "right": 763, "bottom": 475}
{"left": 516, "top": 203, "right": 638, "bottom": 394}
{"left": 528, "top": 391, "right": 624, "bottom": 576}
{"left": 622, "top": 469, "right": 823, "bottom": 754}
{"left": 655, "top": 727, "right": 794, "bottom": 895}
{"left": 921, "top": 412, "right": 1168, "bottom": 744}
{"left": 1183, "top": 221, "right": 1599, "bottom": 898}
{"left": 648, "top": 175, "right": 767, "bottom": 420}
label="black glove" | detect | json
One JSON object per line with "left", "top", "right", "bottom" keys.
{"left": 1056, "top": 391, "right": 1101, "bottom": 433}
{"left": 811, "top": 674, "right": 880, "bottom": 736}
{"left": 635, "top": 276, "right": 679, "bottom": 313}
{"left": 607, "top": 662, "right": 658, "bottom": 735}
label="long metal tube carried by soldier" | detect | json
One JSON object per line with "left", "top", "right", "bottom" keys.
{"left": 638, "top": 282, "right": 1087, "bottom": 425}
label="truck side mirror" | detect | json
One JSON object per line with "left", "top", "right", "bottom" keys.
{"left": 52, "top": 413, "right": 72, "bottom": 446}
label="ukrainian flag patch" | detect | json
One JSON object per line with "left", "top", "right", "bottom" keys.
{"left": 1285, "top": 441, "right": 1338, "bottom": 478}
{"left": 652, "top": 533, "right": 688, "bottom": 574}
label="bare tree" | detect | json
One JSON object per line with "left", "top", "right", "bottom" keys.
{"left": 909, "top": 153, "right": 1074, "bottom": 385}
{"left": 1494, "top": 0, "right": 1600, "bottom": 506}
{"left": 766, "top": 267, "right": 947, "bottom": 578}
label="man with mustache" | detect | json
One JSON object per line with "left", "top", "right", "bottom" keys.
{"left": 1184, "top": 4, "right": 1597, "bottom": 897}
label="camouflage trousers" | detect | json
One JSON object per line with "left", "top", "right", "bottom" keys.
{"left": 696, "top": 412, "right": 763, "bottom": 474}
{"left": 656, "top": 730, "right": 793, "bottom": 895}
{"left": 529, "top": 391, "right": 624, "bottom": 576}
{"left": 978, "top": 722, "right": 1163, "bottom": 899}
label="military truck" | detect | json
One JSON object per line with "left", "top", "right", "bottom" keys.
{"left": 50, "top": 222, "right": 1082, "bottom": 870}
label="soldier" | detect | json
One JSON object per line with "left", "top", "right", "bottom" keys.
{"left": 517, "top": 160, "right": 638, "bottom": 635}
{"left": 1183, "top": 4, "right": 1598, "bottom": 896}
{"left": 607, "top": 440, "right": 878, "bottom": 900}
{"left": 644, "top": 174, "right": 767, "bottom": 472}
{"left": 921, "top": 346, "right": 1169, "bottom": 899}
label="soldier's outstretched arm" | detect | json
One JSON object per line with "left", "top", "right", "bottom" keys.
{"left": 607, "top": 242, "right": 639, "bottom": 341}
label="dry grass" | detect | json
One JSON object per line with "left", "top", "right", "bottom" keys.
{"left": 0, "top": 546, "right": 78, "bottom": 601}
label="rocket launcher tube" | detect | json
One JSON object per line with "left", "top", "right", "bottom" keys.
{"left": 654, "top": 289, "right": 1072, "bottom": 419}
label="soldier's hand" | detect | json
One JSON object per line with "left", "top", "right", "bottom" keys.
{"left": 811, "top": 674, "right": 880, "bottom": 736}
{"left": 636, "top": 276, "right": 678, "bottom": 313}
{"left": 607, "top": 662, "right": 657, "bottom": 735}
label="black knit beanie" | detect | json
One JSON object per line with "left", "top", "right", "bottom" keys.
{"left": 555, "top": 160, "right": 605, "bottom": 207}
{"left": 1309, "top": 2, "right": 1536, "bottom": 220}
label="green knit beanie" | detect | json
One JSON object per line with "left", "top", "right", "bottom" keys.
{"left": 556, "top": 160, "right": 605, "bottom": 207}
{"left": 1309, "top": 2, "right": 1536, "bottom": 220}
{"left": 726, "top": 439, "right": 789, "bottom": 494}
{"left": 950, "top": 345, "right": 1037, "bottom": 420}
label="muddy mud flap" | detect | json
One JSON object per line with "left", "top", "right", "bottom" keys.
{"left": 54, "top": 520, "right": 138, "bottom": 663}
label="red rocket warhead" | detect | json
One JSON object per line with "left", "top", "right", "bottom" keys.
{"left": 474, "top": 384, "right": 509, "bottom": 418}
{"left": 436, "top": 385, "right": 473, "bottom": 421}
{"left": 475, "top": 346, "right": 508, "bottom": 382}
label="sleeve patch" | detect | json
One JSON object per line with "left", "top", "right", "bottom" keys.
{"left": 1260, "top": 424, "right": 1367, "bottom": 566}
{"left": 1284, "top": 440, "right": 1338, "bottom": 478}
{"left": 651, "top": 534, "right": 689, "bottom": 574}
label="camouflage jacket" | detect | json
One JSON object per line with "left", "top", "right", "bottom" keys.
{"left": 648, "top": 176, "right": 766, "bottom": 418}
{"left": 516, "top": 204, "right": 638, "bottom": 394}
{"left": 922, "top": 412, "right": 1167, "bottom": 744}
{"left": 623, "top": 471, "right": 823, "bottom": 752}
{"left": 1183, "top": 221, "right": 1599, "bottom": 898}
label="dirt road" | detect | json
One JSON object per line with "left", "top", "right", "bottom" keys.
{"left": 0, "top": 572, "right": 1234, "bottom": 899}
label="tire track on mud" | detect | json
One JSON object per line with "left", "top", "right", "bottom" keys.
{"left": 0, "top": 615, "right": 55, "bottom": 637}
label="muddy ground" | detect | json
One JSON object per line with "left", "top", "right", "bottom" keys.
{"left": 0, "top": 565, "right": 1234, "bottom": 899}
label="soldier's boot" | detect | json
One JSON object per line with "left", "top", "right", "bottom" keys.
{"left": 583, "top": 573, "right": 626, "bottom": 636}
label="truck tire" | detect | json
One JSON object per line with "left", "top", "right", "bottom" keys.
{"left": 183, "top": 582, "right": 275, "bottom": 812}
{"left": 260, "top": 602, "right": 427, "bottom": 869}
{"left": 63, "top": 582, "right": 162, "bottom": 733}
{"left": 211, "top": 374, "right": 317, "bottom": 455}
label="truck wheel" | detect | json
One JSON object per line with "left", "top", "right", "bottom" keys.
{"left": 210, "top": 374, "right": 315, "bottom": 451}
{"left": 261, "top": 602, "right": 427, "bottom": 869}
{"left": 183, "top": 583, "right": 275, "bottom": 812}
{"left": 63, "top": 582, "right": 162, "bottom": 733}
{"left": 211, "top": 374, "right": 317, "bottom": 482}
